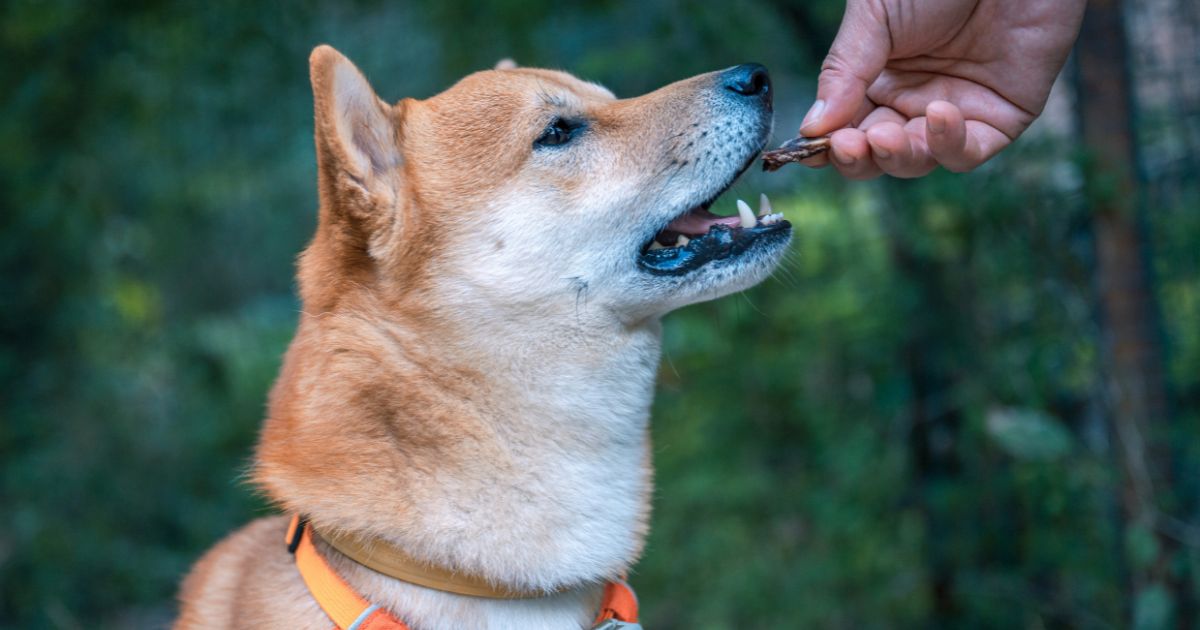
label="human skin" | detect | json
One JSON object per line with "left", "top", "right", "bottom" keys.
{"left": 799, "top": 0, "right": 1088, "bottom": 179}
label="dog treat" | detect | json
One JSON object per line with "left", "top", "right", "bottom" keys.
{"left": 761, "top": 136, "right": 832, "bottom": 172}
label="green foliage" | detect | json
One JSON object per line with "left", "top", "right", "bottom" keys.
{"left": 2, "top": 1, "right": 1197, "bottom": 628}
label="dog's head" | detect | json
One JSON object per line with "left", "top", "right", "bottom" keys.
{"left": 303, "top": 45, "right": 789, "bottom": 324}
{"left": 255, "top": 48, "right": 792, "bottom": 588}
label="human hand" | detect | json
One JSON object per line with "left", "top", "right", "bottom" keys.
{"left": 799, "top": 0, "right": 1087, "bottom": 179}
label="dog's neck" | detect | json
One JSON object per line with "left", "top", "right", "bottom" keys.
{"left": 255, "top": 286, "right": 661, "bottom": 615}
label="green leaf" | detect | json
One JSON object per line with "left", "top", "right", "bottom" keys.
{"left": 985, "top": 407, "right": 1074, "bottom": 461}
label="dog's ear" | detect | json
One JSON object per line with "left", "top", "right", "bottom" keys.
{"left": 309, "top": 45, "right": 401, "bottom": 211}
{"left": 494, "top": 58, "right": 517, "bottom": 70}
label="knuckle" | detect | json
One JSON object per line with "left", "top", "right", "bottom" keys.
{"left": 820, "top": 52, "right": 872, "bottom": 87}
{"left": 820, "top": 51, "right": 851, "bottom": 75}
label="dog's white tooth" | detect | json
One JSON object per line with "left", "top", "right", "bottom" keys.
{"left": 736, "top": 199, "right": 757, "bottom": 228}
{"left": 759, "top": 193, "right": 773, "bottom": 217}
{"left": 677, "top": 234, "right": 690, "bottom": 246}
{"left": 649, "top": 241, "right": 666, "bottom": 250}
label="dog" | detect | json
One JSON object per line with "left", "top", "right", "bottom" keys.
{"left": 174, "top": 44, "right": 789, "bottom": 630}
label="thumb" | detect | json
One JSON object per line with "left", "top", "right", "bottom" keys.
{"left": 800, "top": 0, "right": 891, "bottom": 136}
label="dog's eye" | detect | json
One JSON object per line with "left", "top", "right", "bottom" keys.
{"left": 535, "top": 118, "right": 577, "bottom": 147}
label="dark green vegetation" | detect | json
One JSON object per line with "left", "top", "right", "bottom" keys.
{"left": 2, "top": 1, "right": 1197, "bottom": 628}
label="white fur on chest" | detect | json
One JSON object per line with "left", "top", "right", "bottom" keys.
{"left": 328, "top": 315, "right": 659, "bottom": 629}
{"left": 391, "top": 304, "right": 661, "bottom": 593}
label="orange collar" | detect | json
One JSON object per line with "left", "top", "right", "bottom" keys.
{"left": 316, "top": 520, "right": 551, "bottom": 599}
{"left": 285, "top": 515, "right": 640, "bottom": 629}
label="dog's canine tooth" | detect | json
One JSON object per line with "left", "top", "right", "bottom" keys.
{"left": 677, "top": 235, "right": 690, "bottom": 246}
{"left": 736, "top": 199, "right": 758, "bottom": 229}
{"left": 649, "top": 241, "right": 667, "bottom": 250}
{"left": 758, "top": 193, "right": 773, "bottom": 218}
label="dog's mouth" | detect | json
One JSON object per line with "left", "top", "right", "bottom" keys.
{"left": 637, "top": 177, "right": 790, "bottom": 277}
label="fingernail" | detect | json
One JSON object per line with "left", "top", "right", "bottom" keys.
{"left": 800, "top": 99, "right": 826, "bottom": 131}
{"left": 874, "top": 145, "right": 892, "bottom": 159}
{"left": 928, "top": 115, "right": 946, "bottom": 134}
{"left": 834, "top": 151, "right": 854, "bottom": 166}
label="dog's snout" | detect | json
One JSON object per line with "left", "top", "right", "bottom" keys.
{"left": 722, "top": 63, "right": 771, "bottom": 107}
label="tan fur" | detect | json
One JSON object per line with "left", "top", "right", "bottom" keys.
{"left": 176, "top": 45, "right": 782, "bottom": 629}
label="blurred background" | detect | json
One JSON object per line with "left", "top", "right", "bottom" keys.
{"left": 2, "top": 0, "right": 1198, "bottom": 628}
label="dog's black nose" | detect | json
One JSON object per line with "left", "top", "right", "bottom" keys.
{"left": 722, "top": 63, "right": 771, "bottom": 107}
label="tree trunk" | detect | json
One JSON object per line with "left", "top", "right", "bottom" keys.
{"left": 1075, "top": 0, "right": 1191, "bottom": 625}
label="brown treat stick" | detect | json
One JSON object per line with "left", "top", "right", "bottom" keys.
{"left": 760, "top": 136, "right": 832, "bottom": 172}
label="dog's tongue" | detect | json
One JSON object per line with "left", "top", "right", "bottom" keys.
{"left": 665, "top": 208, "right": 743, "bottom": 236}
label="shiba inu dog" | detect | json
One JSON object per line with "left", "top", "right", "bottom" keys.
{"left": 175, "top": 44, "right": 789, "bottom": 630}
